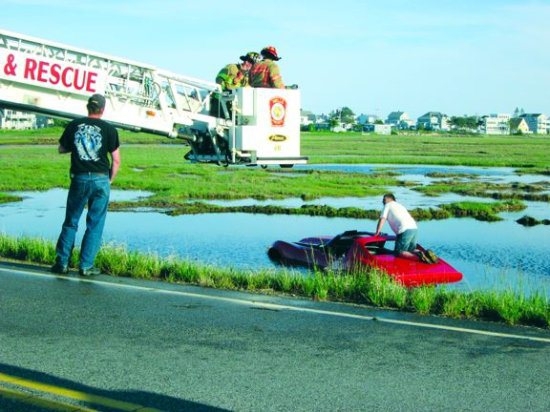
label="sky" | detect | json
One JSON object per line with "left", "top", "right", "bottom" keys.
{"left": 2, "top": 0, "right": 550, "bottom": 119}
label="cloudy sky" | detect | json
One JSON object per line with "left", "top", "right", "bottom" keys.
{"left": 3, "top": 0, "right": 550, "bottom": 118}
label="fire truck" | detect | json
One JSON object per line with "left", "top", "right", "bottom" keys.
{"left": 0, "top": 29, "right": 307, "bottom": 167}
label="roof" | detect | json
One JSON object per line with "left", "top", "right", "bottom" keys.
{"left": 519, "top": 113, "right": 542, "bottom": 118}
{"left": 509, "top": 117, "right": 527, "bottom": 128}
{"left": 387, "top": 111, "right": 405, "bottom": 117}
{"left": 418, "top": 111, "right": 446, "bottom": 120}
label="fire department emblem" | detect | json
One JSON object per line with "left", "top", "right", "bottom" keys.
{"left": 269, "top": 97, "right": 286, "bottom": 126}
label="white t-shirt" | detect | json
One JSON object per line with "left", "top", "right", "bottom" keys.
{"left": 381, "top": 201, "right": 417, "bottom": 235}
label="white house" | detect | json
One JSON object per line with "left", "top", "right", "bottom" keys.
{"left": 0, "top": 109, "right": 37, "bottom": 129}
{"left": 300, "top": 110, "right": 316, "bottom": 127}
{"left": 356, "top": 113, "right": 381, "bottom": 125}
{"left": 362, "top": 124, "right": 392, "bottom": 135}
{"left": 416, "top": 111, "right": 450, "bottom": 131}
{"left": 519, "top": 113, "right": 550, "bottom": 134}
{"left": 385, "top": 111, "right": 415, "bottom": 130}
{"left": 481, "top": 113, "right": 510, "bottom": 135}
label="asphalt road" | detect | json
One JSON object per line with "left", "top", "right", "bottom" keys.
{"left": 1, "top": 260, "right": 550, "bottom": 412}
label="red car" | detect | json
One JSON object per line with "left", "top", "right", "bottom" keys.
{"left": 267, "top": 230, "right": 463, "bottom": 287}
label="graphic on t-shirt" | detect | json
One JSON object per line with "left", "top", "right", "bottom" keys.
{"left": 74, "top": 124, "right": 103, "bottom": 161}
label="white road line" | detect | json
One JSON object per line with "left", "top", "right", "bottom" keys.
{"left": 3, "top": 266, "right": 550, "bottom": 344}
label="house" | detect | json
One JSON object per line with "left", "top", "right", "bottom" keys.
{"left": 481, "top": 113, "right": 510, "bottom": 135}
{"left": 509, "top": 117, "right": 530, "bottom": 135}
{"left": 362, "top": 124, "right": 392, "bottom": 135}
{"left": 519, "top": 113, "right": 550, "bottom": 134}
{"left": 300, "top": 110, "right": 316, "bottom": 127}
{"left": 331, "top": 121, "right": 355, "bottom": 132}
{"left": 416, "top": 111, "right": 450, "bottom": 131}
{"left": 0, "top": 109, "right": 37, "bottom": 129}
{"left": 385, "top": 111, "right": 415, "bottom": 130}
{"left": 356, "top": 113, "right": 381, "bottom": 125}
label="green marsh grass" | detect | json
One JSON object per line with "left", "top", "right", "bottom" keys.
{"left": 2, "top": 131, "right": 548, "bottom": 222}
{"left": 3, "top": 127, "right": 550, "bottom": 169}
{"left": 301, "top": 131, "right": 550, "bottom": 168}
{"left": 1, "top": 130, "right": 549, "bottom": 218}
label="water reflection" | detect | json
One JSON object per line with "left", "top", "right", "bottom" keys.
{"left": 1, "top": 164, "right": 549, "bottom": 297}
{"left": 207, "top": 191, "right": 489, "bottom": 212}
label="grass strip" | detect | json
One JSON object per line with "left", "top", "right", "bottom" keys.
{"left": 1, "top": 234, "right": 548, "bottom": 329}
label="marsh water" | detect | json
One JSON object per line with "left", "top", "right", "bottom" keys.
{"left": 1, "top": 164, "right": 549, "bottom": 296}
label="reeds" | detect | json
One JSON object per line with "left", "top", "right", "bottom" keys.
{"left": 1, "top": 234, "right": 548, "bottom": 329}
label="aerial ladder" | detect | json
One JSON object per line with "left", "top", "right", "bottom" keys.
{"left": 0, "top": 29, "right": 307, "bottom": 167}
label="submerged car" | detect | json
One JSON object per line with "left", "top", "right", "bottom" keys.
{"left": 267, "top": 230, "right": 463, "bottom": 287}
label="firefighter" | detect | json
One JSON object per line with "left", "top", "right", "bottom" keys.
{"left": 210, "top": 51, "right": 259, "bottom": 118}
{"left": 215, "top": 51, "right": 259, "bottom": 91}
{"left": 249, "top": 46, "right": 285, "bottom": 89}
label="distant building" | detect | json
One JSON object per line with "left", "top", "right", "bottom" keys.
{"left": 416, "top": 111, "right": 450, "bottom": 131}
{"left": 519, "top": 113, "right": 550, "bottom": 134}
{"left": 509, "top": 117, "right": 530, "bottom": 135}
{"left": 356, "top": 113, "right": 381, "bottom": 125}
{"left": 0, "top": 109, "right": 37, "bottom": 129}
{"left": 36, "top": 115, "right": 54, "bottom": 128}
{"left": 362, "top": 124, "right": 392, "bottom": 135}
{"left": 481, "top": 113, "right": 510, "bottom": 135}
{"left": 385, "top": 111, "right": 414, "bottom": 130}
{"left": 300, "top": 110, "right": 316, "bottom": 127}
{"left": 331, "top": 122, "right": 354, "bottom": 132}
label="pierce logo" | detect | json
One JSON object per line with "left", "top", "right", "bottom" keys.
{"left": 268, "top": 134, "right": 287, "bottom": 142}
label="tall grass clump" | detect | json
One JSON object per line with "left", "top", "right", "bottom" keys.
{"left": 96, "top": 243, "right": 165, "bottom": 278}
{"left": 360, "top": 268, "right": 409, "bottom": 309}
{"left": 436, "top": 289, "right": 479, "bottom": 318}
{"left": 409, "top": 286, "right": 439, "bottom": 315}
{"left": 466, "top": 289, "right": 550, "bottom": 327}
{"left": 518, "top": 292, "right": 550, "bottom": 327}
{"left": 269, "top": 271, "right": 305, "bottom": 294}
{"left": 0, "top": 235, "right": 56, "bottom": 264}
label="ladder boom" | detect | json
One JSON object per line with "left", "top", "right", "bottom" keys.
{"left": 0, "top": 28, "right": 218, "bottom": 136}
{"left": 0, "top": 29, "right": 307, "bottom": 167}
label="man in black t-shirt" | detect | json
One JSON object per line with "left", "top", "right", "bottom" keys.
{"left": 51, "top": 93, "right": 121, "bottom": 276}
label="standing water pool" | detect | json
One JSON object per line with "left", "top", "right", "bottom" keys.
{"left": 1, "top": 164, "right": 549, "bottom": 297}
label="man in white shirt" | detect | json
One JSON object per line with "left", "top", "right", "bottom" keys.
{"left": 374, "top": 193, "right": 437, "bottom": 263}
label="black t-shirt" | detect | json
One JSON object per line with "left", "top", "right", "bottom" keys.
{"left": 59, "top": 117, "right": 120, "bottom": 175}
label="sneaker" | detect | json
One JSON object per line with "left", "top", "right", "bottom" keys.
{"left": 50, "top": 262, "right": 68, "bottom": 275}
{"left": 417, "top": 251, "right": 430, "bottom": 264}
{"left": 79, "top": 267, "right": 101, "bottom": 277}
{"left": 426, "top": 249, "right": 439, "bottom": 264}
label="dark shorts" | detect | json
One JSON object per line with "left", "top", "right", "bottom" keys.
{"left": 395, "top": 229, "right": 418, "bottom": 254}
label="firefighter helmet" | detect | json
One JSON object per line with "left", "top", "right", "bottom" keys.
{"left": 260, "top": 46, "right": 281, "bottom": 61}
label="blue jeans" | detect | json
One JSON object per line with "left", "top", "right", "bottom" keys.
{"left": 55, "top": 173, "right": 110, "bottom": 270}
{"left": 395, "top": 229, "right": 418, "bottom": 254}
